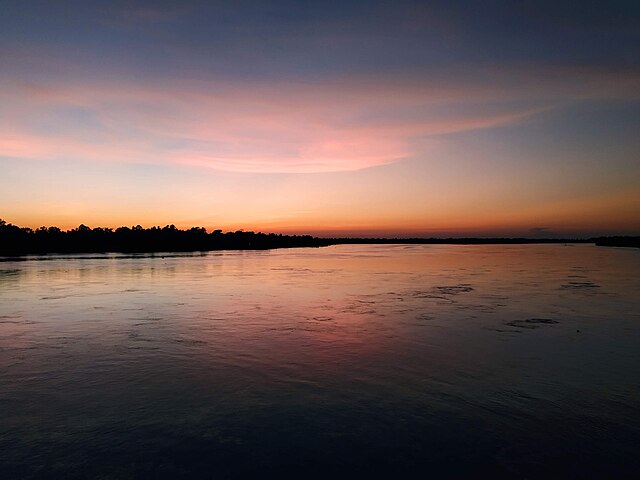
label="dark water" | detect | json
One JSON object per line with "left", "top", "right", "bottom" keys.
{"left": 1, "top": 244, "right": 639, "bottom": 478}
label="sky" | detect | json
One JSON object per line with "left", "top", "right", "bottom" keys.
{"left": 1, "top": 0, "right": 639, "bottom": 237}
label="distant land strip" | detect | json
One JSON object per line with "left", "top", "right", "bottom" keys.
{"left": 592, "top": 236, "right": 640, "bottom": 249}
{"left": 1, "top": 220, "right": 638, "bottom": 255}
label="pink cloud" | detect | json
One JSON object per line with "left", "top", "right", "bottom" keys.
{"left": 1, "top": 65, "right": 638, "bottom": 173}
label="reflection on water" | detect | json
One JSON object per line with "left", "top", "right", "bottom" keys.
{"left": 1, "top": 244, "right": 639, "bottom": 478}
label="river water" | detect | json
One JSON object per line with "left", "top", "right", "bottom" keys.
{"left": 1, "top": 244, "right": 639, "bottom": 478}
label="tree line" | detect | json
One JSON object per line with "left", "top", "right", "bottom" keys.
{"left": 0, "top": 219, "right": 332, "bottom": 255}
{"left": 1, "top": 219, "right": 637, "bottom": 255}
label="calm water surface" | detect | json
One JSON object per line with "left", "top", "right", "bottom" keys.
{"left": 1, "top": 244, "right": 639, "bottom": 478}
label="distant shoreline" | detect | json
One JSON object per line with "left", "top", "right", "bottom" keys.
{"left": 592, "top": 237, "right": 640, "bottom": 249}
{"left": 1, "top": 220, "right": 638, "bottom": 255}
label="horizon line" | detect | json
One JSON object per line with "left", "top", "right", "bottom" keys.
{"left": 2, "top": 218, "right": 638, "bottom": 241}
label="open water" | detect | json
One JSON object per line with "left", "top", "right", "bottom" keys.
{"left": 1, "top": 244, "right": 639, "bottom": 478}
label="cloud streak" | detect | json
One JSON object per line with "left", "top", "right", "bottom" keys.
{"left": 1, "top": 65, "right": 639, "bottom": 173}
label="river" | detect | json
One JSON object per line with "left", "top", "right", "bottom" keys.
{"left": 1, "top": 244, "right": 639, "bottom": 478}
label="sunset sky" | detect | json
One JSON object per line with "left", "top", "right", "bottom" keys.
{"left": 1, "top": 1, "right": 639, "bottom": 237}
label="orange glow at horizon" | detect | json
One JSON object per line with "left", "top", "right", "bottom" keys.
{"left": 5, "top": 183, "right": 639, "bottom": 238}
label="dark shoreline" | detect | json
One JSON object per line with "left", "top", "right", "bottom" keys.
{"left": 1, "top": 220, "right": 638, "bottom": 255}
{"left": 593, "top": 236, "right": 640, "bottom": 249}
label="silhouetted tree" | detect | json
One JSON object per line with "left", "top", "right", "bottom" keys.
{"left": 2, "top": 218, "right": 632, "bottom": 256}
{"left": 0, "top": 220, "right": 334, "bottom": 255}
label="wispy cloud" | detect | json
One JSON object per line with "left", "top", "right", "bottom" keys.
{"left": 1, "top": 65, "right": 638, "bottom": 173}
